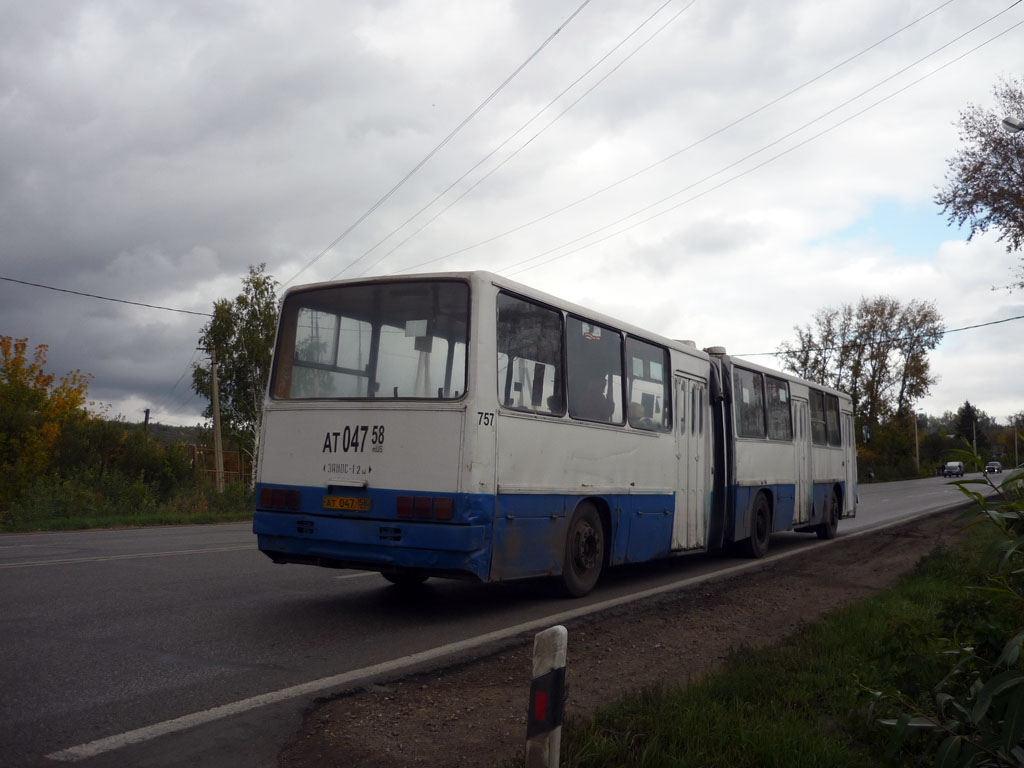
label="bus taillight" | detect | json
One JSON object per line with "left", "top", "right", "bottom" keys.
{"left": 395, "top": 495, "right": 454, "bottom": 521}
{"left": 433, "top": 497, "right": 453, "bottom": 520}
{"left": 260, "top": 487, "right": 300, "bottom": 511}
{"left": 413, "top": 497, "right": 432, "bottom": 519}
{"left": 397, "top": 496, "right": 413, "bottom": 518}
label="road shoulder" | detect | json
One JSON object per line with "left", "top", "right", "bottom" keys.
{"left": 279, "top": 511, "right": 963, "bottom": 768}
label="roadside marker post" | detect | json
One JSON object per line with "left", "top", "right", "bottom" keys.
{"left": 525, "top": 625, "right": 567, "bottom": 768}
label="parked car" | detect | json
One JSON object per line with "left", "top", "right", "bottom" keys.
{"left": 984, "top": 461, "right": 1002, "bottom": 474}
{"left": 943, "top": 461, "right": 965, "bottom": 477}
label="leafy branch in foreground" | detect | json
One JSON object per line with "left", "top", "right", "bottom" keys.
{"left": 869, "top": 442, "right": 1024, "bottom": 766}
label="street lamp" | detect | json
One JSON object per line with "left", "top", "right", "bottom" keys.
{"left": 1003, "top": 115, "right": 1024, "bottom": 134}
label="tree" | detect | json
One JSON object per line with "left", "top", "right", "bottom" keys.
{"left": 952, "top": 400, "right": 995, "bottom": 466}
{"left": 192, "top": 264, "right": 278, "bottom": 486}
{"left": 777, "top": 296, "right": 943, "bottom": 424}
{"left": 935, "top": 76, "right": 1024, "bottom": 289}
{"left": 0, "top": 337, "right": 92, "bottom": 509}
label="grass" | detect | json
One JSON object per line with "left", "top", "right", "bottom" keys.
{"left": 0, "top": 476, "right": 253, "bottom": 532}
{"left": 552, "top": 524, "right": 1022, "bottom": 768}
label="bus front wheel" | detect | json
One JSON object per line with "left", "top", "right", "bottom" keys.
{"left": 561, "top": 502, "right": 604, "bottom": 598}
{"left": 741, "top": 494, "right": 771, "bottom": 559}
{"left": 815, "top": 490, "right": 840, "bottom": 540}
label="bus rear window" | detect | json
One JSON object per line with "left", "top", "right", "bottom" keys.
{"left": 271, "top": 280, "right": 469, "bottom": 400}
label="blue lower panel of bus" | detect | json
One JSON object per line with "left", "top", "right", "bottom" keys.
{"left": 254, "top": 490, "right": 495, "bottom": 580}
{"left": 254, "top": 485, "right": 677, "bottom": 582}
{"left": 731, "top": 484, "right": 796, "bottom": 540}
{"left": 490, "top": 492, "right": 675, "bottom": 580}
{"left": 730, "top": 482, "right": 846, "bottom": 540}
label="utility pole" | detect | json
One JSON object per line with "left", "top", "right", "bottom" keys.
{"left": 143, "top": 408, "right": 150, "bottom": 435}
{"left": 913, "top": 413, "right": 919, "bottom": 472}
{"left": 1015, "top": 415, "right": 1020, "bottom": 468}
{"left": 209, "top": 348, "right": 225, "bottom": 492}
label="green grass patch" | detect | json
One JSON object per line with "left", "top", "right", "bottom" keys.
{"left": 557, "top": 525, "right": 1022, "bottom": 768}
{"left": 0, "top": 471, "right": 253, "bottom": 532}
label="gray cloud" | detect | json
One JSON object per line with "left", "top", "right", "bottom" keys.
{"left": 1, "top": 0, "right": 1021, "bottom": 425}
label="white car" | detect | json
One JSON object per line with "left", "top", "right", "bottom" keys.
{"left": 943, "top": 461, "right": 965, "bottom": 478}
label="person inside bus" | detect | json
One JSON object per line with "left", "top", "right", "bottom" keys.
{"left": 578, "top": 374, "right": 615, "bottom": 422}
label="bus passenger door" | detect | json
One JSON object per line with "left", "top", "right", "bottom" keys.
{"left": 672, "top": 375, "right": 706, "bottom": 550}
{"left": 843, "top": 412, "right": 856, "bottom": 516}
{"left": 794, "top": 398, "right": 811, "bottom": 525}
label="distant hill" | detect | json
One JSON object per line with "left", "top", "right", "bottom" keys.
{"left": 119, "top": 421, "right": 204, "bottom": 446}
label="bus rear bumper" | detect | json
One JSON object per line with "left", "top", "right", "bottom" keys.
{"left": 253, "top": 511, "right": 491, "bottom": 580}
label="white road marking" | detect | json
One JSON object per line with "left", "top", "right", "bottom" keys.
{"left": 45, "top": 502, "right": 965, "bottom": 762}
{"left": 334, "top": 572, "right": 376, "bottom": 580}
{"left": 0, "top": 545, "right": 253, "bottom": 569}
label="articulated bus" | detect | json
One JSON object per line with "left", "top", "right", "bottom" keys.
{"left": 253, "top": 271, "right": 856, "bottom": 596}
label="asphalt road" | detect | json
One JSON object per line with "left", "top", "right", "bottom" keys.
{"left": 0, "top": 473, "right": 985, "bottom": 767}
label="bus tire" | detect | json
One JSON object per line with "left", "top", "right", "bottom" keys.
{"left": 560, "top": 502, "right": 605, "bottom": 598}
{"left": 741, "top": 494, "right": 771, "bottom": 559}
{"left": 382, "top": 572, "right": 429, "bottom": 588}
{"left": 815, "top": 490, "right": 840, "bottom": 540}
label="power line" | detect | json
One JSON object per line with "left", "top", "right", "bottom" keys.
{"left": 387, "top": 0, "right": 970, "bottom": 276}
{"left": 338, "top": 0, "right": 699, "bottom": 281}
{"left": 0, "top": 275, "right": 213, "bottom": 317}
{"left": 735, "top": 314, "right": 1024, "bottom": 358}
{"left": 502, "top": 11, "right": 1024, "bottom": 277}
{"left": 151, "top": 349, "right": 202, "bottom": 415}
{"left": 280, "top": 0, "right": 595, "bottom": 288}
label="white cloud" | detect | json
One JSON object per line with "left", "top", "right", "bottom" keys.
{"left": 0, "top": 0, "right": 1021, "bottom": 426}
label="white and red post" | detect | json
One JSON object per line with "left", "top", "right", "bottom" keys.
{"left": 525, "top": 625, "right": 568, "bottom": 768}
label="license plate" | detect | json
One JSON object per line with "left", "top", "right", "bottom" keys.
{"left": 322, "top": 496, "right": 371, "bottom": 511}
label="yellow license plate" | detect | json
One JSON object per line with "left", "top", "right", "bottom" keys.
{"left": 322, "top": 496, "right": 371, "bottom": 511}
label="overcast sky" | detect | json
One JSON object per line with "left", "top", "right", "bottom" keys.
{"left": 1, "top": 0, "right": 1022, "bottom": 428}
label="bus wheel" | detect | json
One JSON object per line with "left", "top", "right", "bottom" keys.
{"left": 741, "top": 494, "right": 771, "bottom": 559}
{"left": 815, "top": 490, "right": 840, "bottom": 540}
{"left": 561, "top": 502, "right": 604, "bottom": 597}
{"left": 382, "top": 572, "right": 429, "bottom": 588}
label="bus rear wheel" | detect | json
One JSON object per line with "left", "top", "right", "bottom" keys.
{"left": 741, "top": 494, "right": 771, "bottom": 558}
{"left": 560, "top": 502, "right": 604, "bottom": 598}
{"left": 815, "top": 490, "right": 840, "bottom": 540}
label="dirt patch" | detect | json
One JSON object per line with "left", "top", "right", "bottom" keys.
{"left": 279, "top": 512, "right": 963, "bottom": 768}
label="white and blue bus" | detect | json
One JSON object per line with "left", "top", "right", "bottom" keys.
{"left": 253, "top": 271, "right": 856, "bottom": 596}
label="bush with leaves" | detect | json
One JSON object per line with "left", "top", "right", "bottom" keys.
{"left": 870, "top": 442, "right": 1024, "bottom": 766}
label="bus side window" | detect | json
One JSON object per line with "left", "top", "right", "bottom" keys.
{"left": 765, "top": 376, "right": 792, "bottom": 441}
{"left": 825, "top": 394, "right": 842, "bottom": 446}
{"left": 624, "top": 337, "right": 670, "bottom": 431}
{"left": 810, "top": 390, "right": 827, "bottom": 445}
{"left": 691, "top": 387, "right": 696, "bottom": 435}
{"left": 734, "top": 367, "right": 766, "bottom": 439}
{"left": 699, "top": 385, "right": 704, "bottom": 435}
{"left": 567, "top": 317, "right": 623, "bottom": 424}
{"left": 496, "top": 293, "right": 564, "bottom": 415}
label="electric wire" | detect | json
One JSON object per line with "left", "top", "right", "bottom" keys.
{"left": 0, "top": 275, "right": 213, "bottom": 317}
{"left": 151, "top": 348, "right": 201, "bottom": 417}
{"left": 501, "top": 12, "right": 1024, "bottom": 277}
{"left": 337, "top": 0, "right": 699, "bottom": 281}
{"left": 386, "top": 0, "right": 971, "bottom": 276}
{"left": 734, "top": 314, "right": 1024, "bottom": 358}
{"left": 280, "top": 0, "right": 595, "bottom": 288}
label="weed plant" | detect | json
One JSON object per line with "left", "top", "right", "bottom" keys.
{"left": 553, "top": 524, "right": 1015, "bottom": 768}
